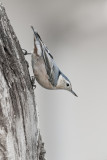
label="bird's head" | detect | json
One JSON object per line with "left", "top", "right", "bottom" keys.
{"left": 57, "top": 72, "right": 78, "bottom": 97}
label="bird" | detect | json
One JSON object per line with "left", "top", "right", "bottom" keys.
{"left": 31, "top": 26, "right": 77, "bottom": 97}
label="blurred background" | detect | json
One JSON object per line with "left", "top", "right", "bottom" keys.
{"left": 1, "top": 0, "right": 107, "bottom": 160}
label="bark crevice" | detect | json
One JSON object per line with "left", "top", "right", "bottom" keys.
{"left": 0, "top": 3, "right": 46, "bottom": 160}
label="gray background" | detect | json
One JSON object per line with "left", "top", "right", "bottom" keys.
{"left": 1, "top": 0, "right": 107, "bottom": 160}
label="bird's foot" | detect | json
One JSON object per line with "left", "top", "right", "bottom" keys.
{"left": 22, "top": 49, "right": 31, "bottom": 55}
{"left": 26, "top": 60, "right": 29, "bottom": 68}
{"left": 31, "top": 76, "right": 36, "bottom": 89}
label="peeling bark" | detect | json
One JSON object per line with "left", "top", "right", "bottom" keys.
{"left": 0, "top": 3, "right": 45, "bottom": 160}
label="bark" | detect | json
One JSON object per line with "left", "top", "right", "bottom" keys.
{"left": 0, "top": 3, "right": 45, "bottom": 160}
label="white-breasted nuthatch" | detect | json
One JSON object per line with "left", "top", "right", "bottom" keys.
{"left": 31, "top": 26, "right": 77, "bottom": 97}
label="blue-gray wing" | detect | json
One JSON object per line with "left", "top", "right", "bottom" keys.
{"left": 41, "top": 45, "right": 60, "bottom": 87}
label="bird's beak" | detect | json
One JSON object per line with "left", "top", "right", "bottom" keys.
{"left": 71, "top": 90, "right": 78, "bottom": 97}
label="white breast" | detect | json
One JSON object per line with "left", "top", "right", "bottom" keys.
{"left": 32, "top": 53, "right": 54, "bottom": 89}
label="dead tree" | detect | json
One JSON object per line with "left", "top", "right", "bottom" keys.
{"left": 0, "top": 3, "right": 45, "bottom": 160}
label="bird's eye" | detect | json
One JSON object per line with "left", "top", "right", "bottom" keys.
{"left": 66, "top": 83, "right": 69, "bottom": 87}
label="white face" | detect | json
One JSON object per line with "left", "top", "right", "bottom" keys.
{"left": 57, "top": 74, "right": 72, "bottom": 91}
{"left": 57, "top": 74, "right": 78, "bottom": 96}
{"left": 65, "top": 80, "right": 72, "bottom": 91}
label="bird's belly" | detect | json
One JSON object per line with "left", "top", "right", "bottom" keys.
{"left": 36, "top": 73, "right": 53, "bottom": 89}
{"left": 32, "top": 57, "right": 53, "bottom": 89}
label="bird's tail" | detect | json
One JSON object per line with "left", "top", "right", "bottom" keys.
{"left": 31, "top": 26, "right": 41, "bottom": 41}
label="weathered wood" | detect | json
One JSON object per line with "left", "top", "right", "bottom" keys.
{"left": 0, "top": 3, "right": 45, "bottom": 160}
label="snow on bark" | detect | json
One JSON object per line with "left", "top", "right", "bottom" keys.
{"left": 0, "top": 3, "right": 45, "bottom": 160}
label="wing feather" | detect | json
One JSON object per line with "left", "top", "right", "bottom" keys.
{"left": 41, "top": 44, "right": 60, "bottom": 87}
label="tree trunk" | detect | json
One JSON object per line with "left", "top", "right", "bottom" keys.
{"left": 0, "top": 3, "right": 45, "bottom": 160}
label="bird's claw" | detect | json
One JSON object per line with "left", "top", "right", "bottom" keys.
{"left": 26, "top": 60, "right": 29, "bottom": 68}
{"left": 31, "top": 76, "right": 36, "bottom": 89}
{"left": 32, "top": 84, "right": 36, "bottom": 89}
{"left": 22, "top": 49, "right": 31, "bottom": 55}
